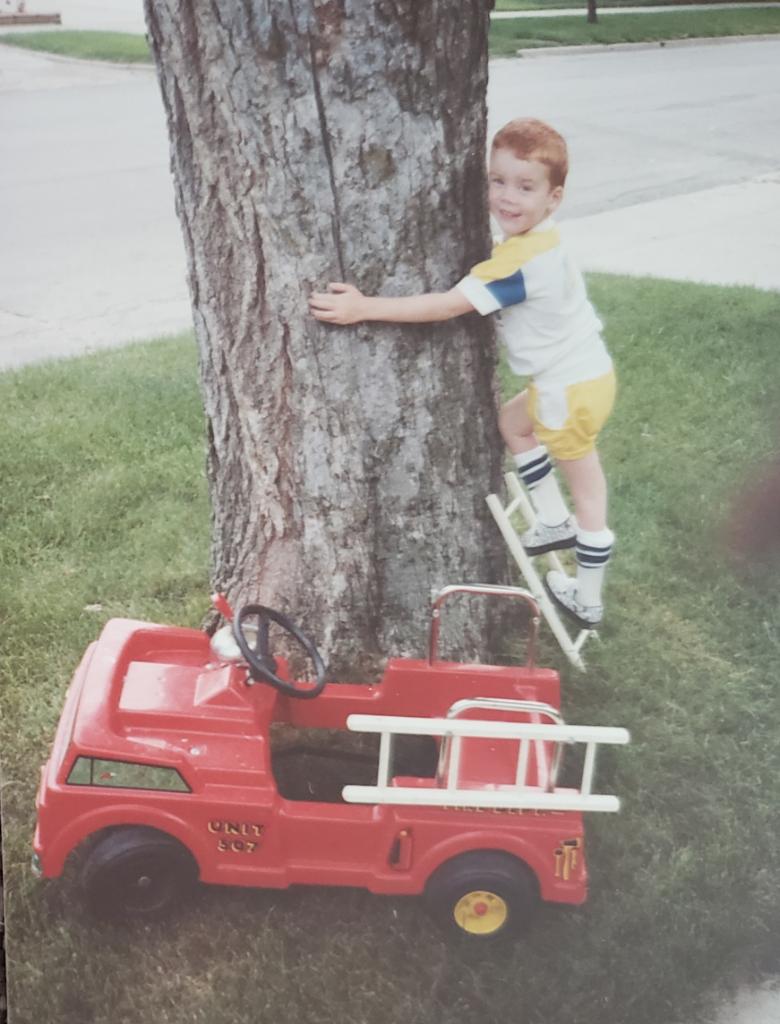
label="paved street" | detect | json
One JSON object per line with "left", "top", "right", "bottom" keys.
{"left": 1, "top": 27, "right": 779, "bottom": 369}
{"left": 488, "top": 40, "right": 780, "bottom": 217}
{"left": 487, "top": 42, "right": 780, "bottom": 289}
{"left": 0, "top": 44, "right": 190, "bottom": 367}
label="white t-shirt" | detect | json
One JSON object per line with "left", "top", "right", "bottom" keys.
{"left": 456, "top": 219, "right": 612, "bottom": 391}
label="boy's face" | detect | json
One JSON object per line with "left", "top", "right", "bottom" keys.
{"left": 488, "top": 147, "right": 563, "bottom": 236}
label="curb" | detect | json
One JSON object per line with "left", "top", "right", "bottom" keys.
{"left": 2, "top": 31, "right": 775, "bottom": 69}
{"left": 513, "top": 31, "right": 780, "bottom": 56}
{"left": 0, "top": 39, "right": 153, "bottom": 73}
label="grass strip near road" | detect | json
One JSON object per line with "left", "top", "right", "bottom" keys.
{"left": 1, "top": 276, "right": 780, "bottom": 1024}
{"left": 495, "top": 0, "right": 780, "bottom": 9}
{"left": 490, "top": 6, "right": 780, "bottom": 51}
{"left": 2, "top": 8, "right": 780, "bottom": 64}
{"left": 0, "top": 29, "right": 152, "bottom": 63}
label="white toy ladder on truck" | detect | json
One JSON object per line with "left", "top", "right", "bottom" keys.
{"left": 342, "top": 698, "right": 630, "bottom": 814}
{"left": 487, "top": 471, "right": 596, "bottom": 671}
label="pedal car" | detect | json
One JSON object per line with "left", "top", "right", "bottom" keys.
{"left": 33, "top": 585, "right": 629, "bottom": 940}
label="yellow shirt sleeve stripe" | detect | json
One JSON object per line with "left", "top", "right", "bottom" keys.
{"left": 469, "top": 228, "right": 560, "bottom": 283}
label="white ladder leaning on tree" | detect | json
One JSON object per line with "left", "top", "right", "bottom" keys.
{"left": 487, "top": 472, "right": 598, "bottom": 671}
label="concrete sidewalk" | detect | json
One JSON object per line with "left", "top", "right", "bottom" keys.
{"left": 566, "top": 173, "right": 780, "bottom": 292}
{"left": 710, "top": 981, "right": 780, "bottom": 1024}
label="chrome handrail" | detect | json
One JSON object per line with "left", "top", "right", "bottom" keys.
{"left": 446, "top": 698, "right": 563, "bottom": 724}
{"left": 437, "top": 697, "right": 567, "bottom": 793}
{"left": 428, "top": 584, "right": 541, "bottom": 669}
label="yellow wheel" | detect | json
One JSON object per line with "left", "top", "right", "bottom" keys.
{"left": 453, "top": 890, "right": 508, "bottom": 935}
{"left": 424, "top": 851, "right": 538, "bottom": 941}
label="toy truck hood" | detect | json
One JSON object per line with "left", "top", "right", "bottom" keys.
{"left": 52, "top": 616, "right": 563, "bottom": 790}
{"left": 56, "top": 618, "right": 273, "bottom": 786}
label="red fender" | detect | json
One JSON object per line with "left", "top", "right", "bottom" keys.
{"left": 39, "top": 803, "right": 208, "bottom": 877}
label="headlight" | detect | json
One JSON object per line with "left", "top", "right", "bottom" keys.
{"left": 210, "top": 623, "right": 257, "bottom": 663}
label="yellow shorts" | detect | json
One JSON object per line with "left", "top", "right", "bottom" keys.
{"left": 527, "top": 370, "right": 616, "bottom": 461}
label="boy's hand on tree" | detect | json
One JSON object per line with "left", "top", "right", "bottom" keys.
{"left": 309, "top": 282, "right": 367, "bottom": 325}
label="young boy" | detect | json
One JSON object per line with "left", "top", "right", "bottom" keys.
{"left": 309, "top": 118, "right": 615, "bottom": 628}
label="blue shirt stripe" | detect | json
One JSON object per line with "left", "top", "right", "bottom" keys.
{"left": 486, "top": 269, "right": 527, "bottom": 308}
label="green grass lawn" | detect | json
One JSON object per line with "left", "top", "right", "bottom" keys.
{"left": 2, "top": 276, "right": 780, "bottom": 1024}
{"left": 495, "top": 0, "right": 779, "bottom": 9}
{"left": 490, "top": 7, "right": 780, "bottom": 52}
{"left": 2, "top": 6, "right": 779, "bottom": 64}
{"left": 0, "top": 29, "right": 152, "bottom": 62}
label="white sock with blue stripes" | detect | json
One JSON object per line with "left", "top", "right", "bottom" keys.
{"left": 576, "top": 527, "right": 614, "bottom": 607}
{"left": 514, "top": 445, "right": 570, "bottom": 526}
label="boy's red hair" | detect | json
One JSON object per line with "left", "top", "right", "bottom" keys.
{"left": 491, "top": 118, "right": 569, "bottom": 189}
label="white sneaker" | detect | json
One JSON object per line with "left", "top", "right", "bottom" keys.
{"left": 520, "top": 518, "right": 576, "bottom": 556}
{"left": 545, "top": 570, "right": 603, "bottom": 628}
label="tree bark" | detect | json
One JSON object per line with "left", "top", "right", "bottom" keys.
{"left": 587, "top": 0, "right": 598, "bottom": 24}
{"left": 144, "top": 0, "right": 510, "bottom": 676}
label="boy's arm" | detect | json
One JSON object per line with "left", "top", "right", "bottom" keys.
{"left": 309, "top": 282, "right": 474, "bottom": 326}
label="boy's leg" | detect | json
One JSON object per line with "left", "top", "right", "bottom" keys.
{"left": 547, "top": 449, "right": 613, "bottom": 625}
{"left": 557, "top": 450, "right": 607, "bottom": 531}
{"left": 499, "top": 391, "right": 574, "bottom": 553}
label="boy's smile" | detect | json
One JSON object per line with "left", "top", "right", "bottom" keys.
{"left": 488, "top": 148, "right": 563, "bottom": 237}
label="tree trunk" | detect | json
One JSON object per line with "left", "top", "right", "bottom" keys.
{"left": 587, "top": 0, "right": 598, "bottom": 24}
{"left": 144, "top": 0, "right": 510, "bottom": 676}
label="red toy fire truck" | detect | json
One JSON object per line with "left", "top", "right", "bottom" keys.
{"left": 33, "top": 585, "right": 629, "bottom": 940}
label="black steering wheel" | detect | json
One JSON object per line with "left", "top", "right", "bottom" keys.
{"left": 233, "top": 604, "right": 327, "bottom": 699}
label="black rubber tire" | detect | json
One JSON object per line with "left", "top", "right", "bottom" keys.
{"left": 424, "top": 851, "right": 539, "bottom": 942}
{"left": 80, "top": 827, "right": 198, "bottom": 921}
